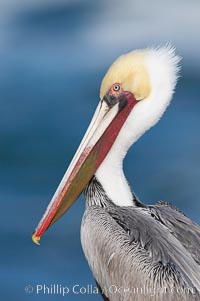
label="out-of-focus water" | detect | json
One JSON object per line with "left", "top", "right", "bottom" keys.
{"left": 0, "top": 1, "right": 200, "bottom": 300}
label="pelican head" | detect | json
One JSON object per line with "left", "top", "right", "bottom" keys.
{"left": 32, "top": 46, "right": 180, "bottom": 244}
{"left": 101, "top": 47, "right": 180, "bottom": 147}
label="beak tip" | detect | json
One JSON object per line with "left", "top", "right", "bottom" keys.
{"left": 32, "top": 232, "right": 41, "bottom": 245}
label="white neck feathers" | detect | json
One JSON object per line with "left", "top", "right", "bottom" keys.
{"left": 96, "top": 46, "right": 180, "bottom": 207}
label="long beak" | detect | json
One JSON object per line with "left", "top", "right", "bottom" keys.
{"left": 32, "top": 91, "right": 137, "bottom": 244}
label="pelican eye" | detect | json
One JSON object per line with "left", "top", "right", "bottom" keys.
{"left": 113, "top": 84, "right": 120, "bottom": 92}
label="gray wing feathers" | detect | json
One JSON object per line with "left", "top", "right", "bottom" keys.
{"left": 153, "top": 204, "right": 200, "bottom": 264}
{"left": 108, "top": 206, "right": 200, "bottom": 291}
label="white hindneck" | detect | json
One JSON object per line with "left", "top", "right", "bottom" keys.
{"left": 95, "top": 46, "right": 180, "bottom": 207}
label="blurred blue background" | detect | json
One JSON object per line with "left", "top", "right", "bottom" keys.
{"left": 0, "top": 0, "right": 200, "bottom": 300}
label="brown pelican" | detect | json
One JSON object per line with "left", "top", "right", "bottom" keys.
{"left": 32, "top": 46, "right": 200, "bottom": 301}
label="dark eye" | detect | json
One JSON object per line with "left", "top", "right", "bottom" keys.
{"left": 113, "top": 84, "right": 120, "bottom": 92}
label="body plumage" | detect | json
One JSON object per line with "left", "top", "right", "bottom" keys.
{"left": 82, "top": 177, "right": 200, "bottom": 301}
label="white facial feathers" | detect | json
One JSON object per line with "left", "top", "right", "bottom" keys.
{"left": 126, "top": 45, "right": 181, "bottom": 146}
